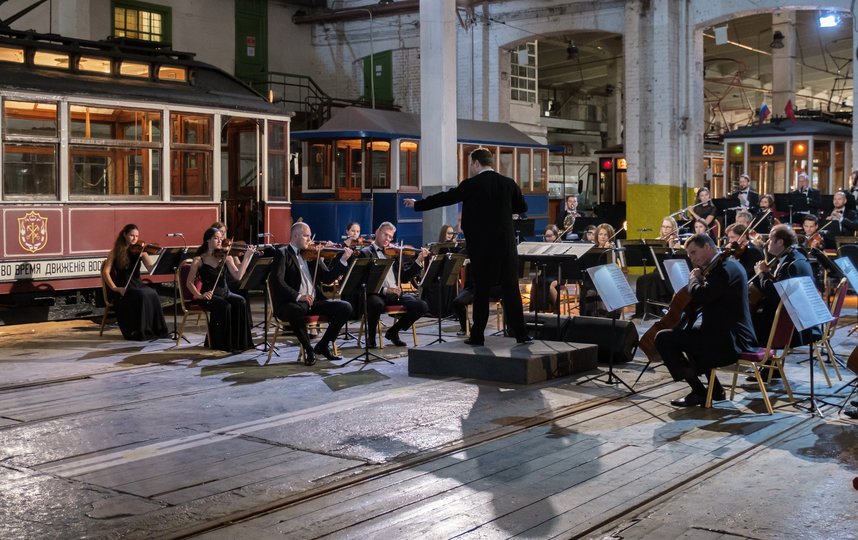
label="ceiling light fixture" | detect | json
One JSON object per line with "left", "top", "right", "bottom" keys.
{"left": 770, "top": 31, "right": 785, "bottom": 49}
{"left": 818, "top": 12, "right": 840, "bottom": 28}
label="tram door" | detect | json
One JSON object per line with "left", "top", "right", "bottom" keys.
{"left": 223, "top": 118, "right": 261, "bottom": 243}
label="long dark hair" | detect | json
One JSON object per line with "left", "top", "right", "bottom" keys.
{"left": 112, "top": 223, "right": 138, "bottom": 270}
{"left": 437, "top": 224, "right": 455, "bottom": 243}
{"left": 195, "top": 227, "right": 220, "bottom": 256}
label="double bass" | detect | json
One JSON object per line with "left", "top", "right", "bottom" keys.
{"left": 638, "top": 241, "right": 746, "bottom": 364}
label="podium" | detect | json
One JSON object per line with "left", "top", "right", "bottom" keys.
{"left": 150, "top": 247, "right": 189, "bottom": 342}
{"left": 339, "top": 257, "right": 394, "bottom": 365}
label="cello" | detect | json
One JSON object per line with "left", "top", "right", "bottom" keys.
{"left": 638, "top": 241, "right": 746, "bottom": 364}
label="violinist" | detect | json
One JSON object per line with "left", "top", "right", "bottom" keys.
{"left": 800, "top": 215, "right": 824, "bottom": 250}
{"left": 268, "top": 222, "right": 353, "bottom": 364}
{"left": 633, "top": 217, "right": 680, "bottom": 319}
{"left": 753, "top": 194, "right": 776, "bottom": 235}
{"left": 750, "top": 224, "right": 822, "bottom": 355}
{"left": 654, "top": 233, "right": 757, "bottom": 407}
{"left": 102, "top": 224, "right": 168, "bottom": 341}
{"left": 724, "top": 223, "right": 763, "bottom": 279}
{"left": 357, "top": 221, "right": 430, "bottom": 348}
{"left": 343, "top": 222, "right": 365, "bottom": 249}
{"left": 689, "top": 187, "right": 718, "bottom": 228}
{"left": 404, "top": 147, "right": 531, "bottom": 346}
{"left": 581, "top": 225, "right": 597, "bottom": 244}
{"left": 822, "top": 191, "right": 857, "bottom": 245}
{"left": 186, "top": 227, "right": 256, "bottom": 353}
{"left": 594, "top": 223, "right": 615, "bottom": 248}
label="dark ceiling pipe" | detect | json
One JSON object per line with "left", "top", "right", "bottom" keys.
{"left": 2, "top": 0, "right": 50, "bottom": 26}
{"left": 292, "top": 0, "right": 420, "bottom": 24}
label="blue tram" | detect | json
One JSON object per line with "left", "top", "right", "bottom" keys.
{"left": 291, "top": 107, "right": 558, "bottom": 246}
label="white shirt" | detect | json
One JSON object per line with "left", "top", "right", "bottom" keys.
{"left": 289, "top": 244, "right": 315, "bottom": 298}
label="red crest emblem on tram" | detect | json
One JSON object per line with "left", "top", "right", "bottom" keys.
{"left": 18, "top": 211, "right": 48, "bottom": 253}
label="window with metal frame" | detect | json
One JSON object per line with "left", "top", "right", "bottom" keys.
{"left": 112, "top": 0, "right": 171, "bottom": 43}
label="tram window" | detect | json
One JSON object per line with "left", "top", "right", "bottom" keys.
{"left": 78, "top": 56, "right": 112, "bottom": 74}
{"left": 0, "top": 46, "right": 24, "bottom": 64}
{"left": 3, "top": 100, "right": 57, "bottom": 137}
{"left": 2, "top": 144, "right": 57, "bottom": 198}
{"left": 517, "top": 148, "right": 532, "bottom": 191}
{"left": 70, "top": 148, "right": 161, "bottom": 198}
{"left": 399, "top": 140, "right": 419, "bottom": 189}
{"left": 70, "top": 106, "right": 161, "bottom": 143}
{"left": 308, "top": 143, "right": 332, "bottom": 189}
{"left": 268, "top": 120, "right": 289, "bottom": 200}
{"left": 120, "top": 61, "right": 149, "bottom": 78}
{"left": 498, "top": 147, "right": 514, "bottom": 179}
{"left": 170, "top": 113, "right": 213, "bottom": 198}
{"left": 33, "top": 51, "right": 69, "bottom": 69}
{"left": 365, "top": 141, "right": 390, "bottom": 190}
{"left": 157, "top": 66, "right": 187, "bottom": 82}
{"left": 532, "top": 149, "right": 547, "bottom": 192}
{"left": 813, "top": 140, "right": 831, "bottom": 193}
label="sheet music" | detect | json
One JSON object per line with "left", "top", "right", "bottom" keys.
{"left": 834, "top": 257, "right": 858, "bottom": 291}
{"left": 664, "top": 259, "right": 690, "bottom": 293}
{"left": 586, "top": 263, "right": 637, "bottom": 312}
{"left": 517, "top": 241, "right": 593, "bottom": 257}
{"left": 773, "top": 276, "right": 833, "bottom": 331}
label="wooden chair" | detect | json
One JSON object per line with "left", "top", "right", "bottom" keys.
{"left": 818, "top": 277, "right": 848, "bottom": 381}
{"left": 176, "top": 259, "right": 209, "bottom": 346}
{"left": 357, "top": 304, "right": 419, "bottom": 349}
{"left": 266, "top": 284, "right": 338, "bottom": 363}
{"left": 99, "top": 260, "right": 114, "bottom": 336}
{"left": 706, "top": 299, "right": 795, "bottom": 414}
{"left": 464, "top": 299, "right": 504, "bottom": 336}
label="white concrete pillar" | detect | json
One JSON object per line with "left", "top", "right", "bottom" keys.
{"left": 770, "top": 12, "right": 796, "bottom": 117}
{"left": 853, "top": 7, "right": 858, "bottom": 170}
{"left": 419, "top": 0, "right": 459, "bottom": 243}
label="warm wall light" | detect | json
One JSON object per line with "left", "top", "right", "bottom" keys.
{"left": 770, "top": 31, "right": 785, "bottom": 49}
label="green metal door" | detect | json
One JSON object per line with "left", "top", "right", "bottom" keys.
{"left": 234, "top": 0, "right": 268, "bottom": 86}
{"left": 363, "top": 50, "right": 393, "bottom": 107}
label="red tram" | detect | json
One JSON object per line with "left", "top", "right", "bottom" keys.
{"left": 0, "top": 29, "right": 293, "bottom": 322}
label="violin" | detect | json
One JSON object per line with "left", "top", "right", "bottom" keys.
{"left": 384, "top": 244, "right": 421, "bottom": 258}
{"left": 128, "top": 242, "right": 161, "bottom": 256}
{"left": 639, "top": 241, "right": 746, "bottom": 364}
{"left": 214, "top": 239, "right": 250, "bottom": 259}
{"left": 302, "top": 242, "right": 346, "bottom": 261}
{"left": 807, "top": 233, "right": 825, "bottom": 250}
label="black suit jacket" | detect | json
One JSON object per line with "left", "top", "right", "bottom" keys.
{"left": 823, "top": 208, "right": 858, "bottom": 242}
{"left": 356, "top": 244, "right": 422, "bottom": 293}
{"left": 752, "top": 246, "right": 822, "bottom": 344}
{"left": 689, "top": 256, "right": 757, "bottom": 355}
{"left": 414, "top": 170, "right": 527, "bottom": 258}
{"left": 729, "top": 189, "right": 760, "bottom": 214}
{"left": 268, "top": 245, "right": 347, "bottom": 306}
{"left": 791, "top": 187, "right": 821, "bottom": 209}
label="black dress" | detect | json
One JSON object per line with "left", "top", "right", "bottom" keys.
{"left": 113, "top": 254, "right": 168, "bottom": 341}
{"left": 198, "top": 262, "right": 253, "bottom": 352}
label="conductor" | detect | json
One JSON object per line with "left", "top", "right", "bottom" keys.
{"left": 404, "top": 148, "right": 531, "bottom": 345}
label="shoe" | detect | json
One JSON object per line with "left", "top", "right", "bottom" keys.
{"left": 303, "top": 350, "right": 316, "bottom": 366}
{"left": 670, "top": 392, "right": 705, "bottom": 407}
{"left": 464, "top": 337, "right": 484, "bottom": 346}
{"left": 365, "top": 340, "right": 378, "bottom": 350}
{"left": 516, "top": 335, "right": 534, "bottom": 345}
{"left": 313, "top": 343, "right": 343, "bottom": 361}
{"left": 384, "top": 329, "right": 406, "bottom": 347}
{"left": 851, "top": 399, "right": 858, "bottom": 408}
{"left": 456, "top": 329, "right": 468, "bottom": 337}
{"left": 711, "top": 388, "right": 727, "bottom": 401}
{"left": 844, "top": 407, "right": 858, "bottom": 420}
{"left": 745, "top": 371, "right": 782, "bottom": 383}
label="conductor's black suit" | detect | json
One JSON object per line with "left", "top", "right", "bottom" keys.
{"left": 414, "top": 169, "right": 529, "bottom": 343}
{"left": 268, "top": 245, "right": 351, "bottom": 352}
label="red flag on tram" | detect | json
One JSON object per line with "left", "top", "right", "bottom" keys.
{"left": 785, "top": 99, "right": 797, "bottom": 121}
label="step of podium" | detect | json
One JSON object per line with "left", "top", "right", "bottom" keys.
{"left": 408, "top": 337, "right": 599, "bottom": 385}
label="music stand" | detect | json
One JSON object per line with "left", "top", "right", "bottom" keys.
{"left": 420, "top": 253, "right": 466, "bottom": 345}
{"left": 774, "top": 276, "right": 835, "bottom": 417}
{"left": 576, "top": 263, "right": 637, "bottom": 392}
{"left": 235, "top": 256, "right": 273, "bottom": 352}
{"left": 340, "top": 257, "right": 394, "bottom": 366}
{"left": 513, "top": 218, "right": 535, "bottom": 244}
{"left": 151, "top": 247, "right": 188, "bottom": 342}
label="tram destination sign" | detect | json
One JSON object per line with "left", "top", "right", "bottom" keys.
{"left": 749, "top": 142, "right": 785, "bottom": 158}
{"left": 0, "top": 257, "right": 105, "bottom": 283}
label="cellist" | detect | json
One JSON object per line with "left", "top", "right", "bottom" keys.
{"left": 654, "top": 233, "right": 758, "bottom": 407}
